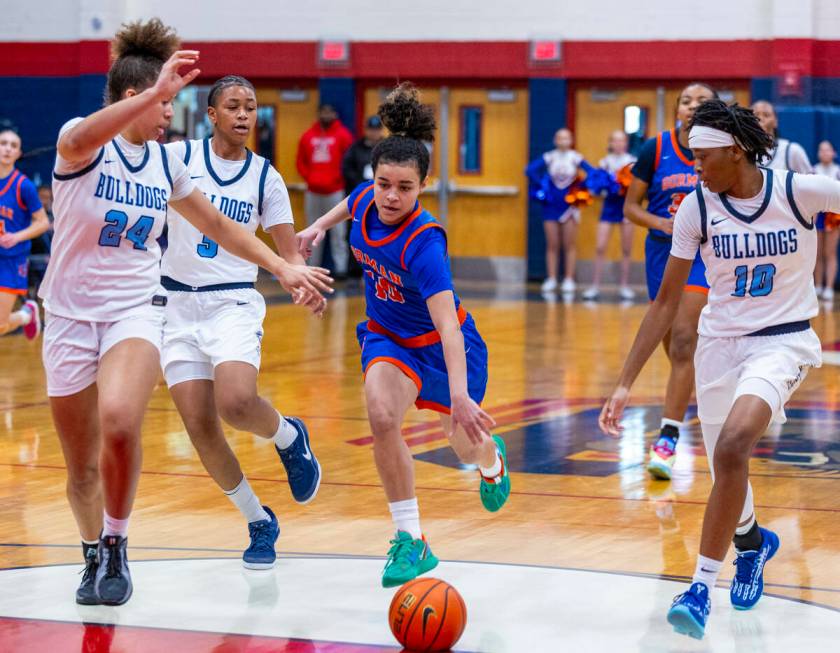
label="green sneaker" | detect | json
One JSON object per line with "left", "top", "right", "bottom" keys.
{"left": 381, "top": 531, "right": 439, "bottom": 588}
{"left": 480, "top": 435, "right": 511, "bottom": 512}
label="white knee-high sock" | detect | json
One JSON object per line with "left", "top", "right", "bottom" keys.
{"left": 225, "top": 476, "right": 270, "bottom": 524}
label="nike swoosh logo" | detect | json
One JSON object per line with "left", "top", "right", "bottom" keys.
{"left": 711, "top": 217, "right": 729, "bottom": 226}
{"left": 465, "top": 346, "right": 471, "bottom": 354}
{"left": 190, "top": 175, "right": 204, "bottom": 179}
{"left": 352, "top": 217, "right": 360, "bottom": 222}
{"left": 421, "top": 606, "right": 436, "bottom": 635}
{"left": 103, "top": 159, "right": 114, "bottom": 164}
{"left": 236, "top": 301, "right": 248, "bottom": 305}
{"left": 300, "top": 429, "right": 313, "bottom": 460}
{"left": 700, "top": 567, "right": 716, "bottom": 573}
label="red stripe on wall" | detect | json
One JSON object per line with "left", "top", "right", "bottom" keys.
{"left": 2, "top": 38, "right": 840, "bottom": 80}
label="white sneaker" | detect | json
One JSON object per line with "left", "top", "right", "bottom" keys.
{"left": 582, "top": 287, "right": 600, "bottom": 300}
{"left": 823, "top": 287, "right": 835, "bottom": 301}
{"left": 541, "top": 277, "right": 558, "bottom": 293}
{"left": 560, "top": 278, "right": 576, "bottom": 293}
{"left": 619, "top": 286, "right": 636, "bottom": 300}
{"left": 816, "top": 286, "right": 824, "bottom": 298}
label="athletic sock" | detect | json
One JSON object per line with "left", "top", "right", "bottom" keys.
{"left": 691, "top": 554, "right": 723, "bottom": 590}
{"left": 733, "top": 519, "right": 763, "bottom": 551}
{"left": 389, "top": 498, "right": 422, "bottom": 540}
{"left": 479, "top": 448, "right": 503, "bottom": 479}
{"left": 102, "top": 512, "right": 129, "bottom": 538}
{"left": 13, "top": 308, "right": 32, "bottom": 326}
{"left": 272, "top": 412, "right": 299, "bottom": 450}
{"left": 660, "top": 419, "right": 681, "bottom": 443}
{"left": 225, "top": 476, "right": 270, "bottom": 524}
{"left": 82, "top": 539, "right": 98, "bottom": 559}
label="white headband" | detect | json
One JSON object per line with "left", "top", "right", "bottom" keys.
{"left": 688, "top": 125, "right": 737, "bottom": 149}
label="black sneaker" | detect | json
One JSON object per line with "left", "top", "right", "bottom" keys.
{"left": 76, "top": 545, "right": 100, "bottom": 605}
{"left": 94, "top": 535, "right": 133, "bottom": 606}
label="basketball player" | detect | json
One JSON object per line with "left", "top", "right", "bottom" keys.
{"left": 298, "top": 83, "right": 510, "bottom": 588}
{"left": 601, "top": 100, "right": 830, "bottom": 639}
{"left": 751, "top": 100, "right": 812, "bottom": 174}
{"left": 582, "top": 130, "right": 637, "bottom": 301}
{"left": 623, "top": 82, "right": 717, "bottom": 480}
{"left": 40, "top": 19, "right": 331, "bottom": 606}
{"left": 812, "top": 140, "right": 840, "bottom": 301}
{"left": 0, "top": 128, "right": 49, "bottom": 338}
{"left": 161, "top": 75, "right": 322, "bottom": 570}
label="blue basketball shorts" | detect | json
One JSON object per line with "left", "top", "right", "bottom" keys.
{"left": 0, "top": 255, "right": 28, "bottom": 295}
{"left": 356, "top": 315, "right": 488, "bottom": 414}
{"left": 645, "top": 233, "right": 709, "bottom": 301}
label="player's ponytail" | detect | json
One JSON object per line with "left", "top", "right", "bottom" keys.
{"left": 106, "top": 18, "right": 180, "bottom": 105}
{"left": 689, "top": 99, "right": 775, "bottom": 165}
{"left": 371, "top": 83, "right": 436, "bottom": 179}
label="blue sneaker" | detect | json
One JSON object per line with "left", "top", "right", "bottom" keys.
{"left": 243, "top": 506, "right": 280, "bottom": 570}
{"left": 94, "top": 535, "right": 132, "bottom": 606}
{"left": 730, "top": 527, "right": 780, "bottom": 610}
{"left": 275, "top": 417, "right": 321, "bottom": 504}
{"left": 667, "top": 582, "right": 711, "bottom": 640}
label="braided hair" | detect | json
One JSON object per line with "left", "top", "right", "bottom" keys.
{"left": 371, "top": 83, "right": 436, "bottom": 179}
{"left": 688, "top": 99, "right": 775, "bottom": 164}
{"left": 208, "top": 75, "right": 255, "bottom": 108}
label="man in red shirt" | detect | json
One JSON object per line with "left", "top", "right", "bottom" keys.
{"left": 296, "top": 104, "right": 354, "bottom": 277}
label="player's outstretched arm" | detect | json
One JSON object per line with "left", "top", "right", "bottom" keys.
{"left": 297, "top": 201, "right": 351, "bottom": 259}
{"left": 170, "top": 189, "right": 333, "bottom": 308}
{"left": 427, "top": 290, "right": 496, "bottom": 446}
{"left": 269, "top": 223, "right": 327, "bottom": 316}
{"left": 58, "top": 51, "right": 201, "bottom": 163}
{"left": 598, "top": 255, "right": 693, "bottom": 436}
{"left": 623, "top": 177, "right": 674, "bottom": 234}
{"left": 0, "top": 208, "right": 49, "bottom": 249}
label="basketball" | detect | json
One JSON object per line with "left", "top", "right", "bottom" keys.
{"left": 388, "top": 578, "right": 467, "bottom": 652}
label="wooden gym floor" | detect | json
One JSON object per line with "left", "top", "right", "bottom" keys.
{"left": 1, "top": 281, "right": 839, "bottom": 652}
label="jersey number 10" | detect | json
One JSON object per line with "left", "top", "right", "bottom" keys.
{"left": 731, "top": 263, "right": 776, "bottom": 298}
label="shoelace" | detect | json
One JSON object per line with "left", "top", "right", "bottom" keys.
{"left": 280, "top": 444, "right": 305, "bottom": 481}
{"left": 79, "top": 555, "right": 97, "bottom": 582}
{"left": 105, "top": 541, "right": 122, "bottom": 578}
{"left": 250, "top": 521, "right": 275, "bottom": 550}
{"left": 733, "top": 552, "right": 757, "bottom": 583}
{"left": 386, "top": 537, "right": 415, "bottom": 563}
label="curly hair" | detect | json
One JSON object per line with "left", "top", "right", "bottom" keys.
{"left": 371, "top": 83, "right": 437, "bottom": 178}
{"left": 689, "top": 99, "right": 775, "bottom": 165}
{"left": 106, "top": 18, "right": 180, "bottom": 105}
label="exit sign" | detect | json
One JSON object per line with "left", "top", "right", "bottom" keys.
{"left": 319, "top": 40, "right": 350, "bottom": 66}
{"left": 530, "top": 40, "right": 562, "bottom": 64}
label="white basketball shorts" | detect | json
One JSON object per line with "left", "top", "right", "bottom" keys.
{"left": 161, "top": 288, "right": 266, "bottom": 387}
{"left": 694, "top": 328, "right": 822, "bottom": 425}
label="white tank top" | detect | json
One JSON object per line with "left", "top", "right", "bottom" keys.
{"left": 761, "top": 138, "right": 812, "bottom": 174}
{"left": 543, "top": 149, "right": 583, "bottom": 190}
{"left": 670, "top": 168, "right": 840, "bottom": 337}
{"left": 40, "top": 119, "right": 192, "bottom": 321}
{"left": 161, "top": 138, "right": 293, "bottom": 287}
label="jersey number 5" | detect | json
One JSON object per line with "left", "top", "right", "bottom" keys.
{"left": 731, "top": 263, "right": 776, "bottom": 298}
{"left": 197, "top": 235, "right": 219, "bottom": 259}
{"left": 98, "top": 209, "right": 154, "bottom": 250}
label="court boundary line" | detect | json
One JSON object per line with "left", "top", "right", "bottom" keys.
{"left": 2, "top": 550, "right": 840, "bottom": 603}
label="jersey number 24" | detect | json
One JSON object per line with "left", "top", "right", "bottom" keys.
{"left": 98, "top": 209, "right": 154, "bottom": 250}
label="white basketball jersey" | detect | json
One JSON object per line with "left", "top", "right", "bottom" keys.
{"left": 671, "top": 168, "right": 835, "bottom": 337}
{"left": 40, "top": 120, "right": 192, "bottom": 322}
{"left": 761, "top": 138, "right": 812, "bottom": 174}
{"left": 161, "top": 138, "right": 293, "bottom": 287}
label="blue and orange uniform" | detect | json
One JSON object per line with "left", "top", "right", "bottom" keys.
{"left": 632, "top": 129, "right": 709, "bottom": 300}
{"left": 0, "top": 168, "right": 42, "bottom": 295}
{"left": 347, "top": 181, "right": 488, "bottom": 413}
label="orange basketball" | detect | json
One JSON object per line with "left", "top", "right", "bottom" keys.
{"left": 388, "top": 578, "right": 467, "bottom": 652}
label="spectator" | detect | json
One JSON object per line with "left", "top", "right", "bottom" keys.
{"left": 813, "top": 139, "right": 840, "bottom": 301}
{"left": 342, "top": 115, "right": 385, "bottom": 194}
{"left": 297, "top": 104, "right": 353, "bottom": 277}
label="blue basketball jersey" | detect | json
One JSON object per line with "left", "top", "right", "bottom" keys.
{"left": 347, "top": 181, "right": 463, "bottom": 343}
{"left": 0, "top": 169, "right": 42, "bottom": 258}
{"left": 646, "top": 129, "right": 698, "bottom": 239}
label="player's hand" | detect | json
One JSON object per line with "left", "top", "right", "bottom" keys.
{"left": 296, "top": 224, "right": 326, "bottom": 260}
{"left": 599, "top": 386, "right": 630, "bottom": 437}
{"left": 291, "top": 288, "right": 328, "bottom": 317}
{"left": 0, "top": 233, "right": 21, "bottom": 249}
{"left": 657, "top": 218, "right": 674, "bottom": 235}
{"left": 275, "top": 261, "right": 333, "bottom": 303}
{"left": 451, "top": 393, "right": 496, "bottom": 446}
{"left": 151, "top": 50, "right": 201, "bottom": 101}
